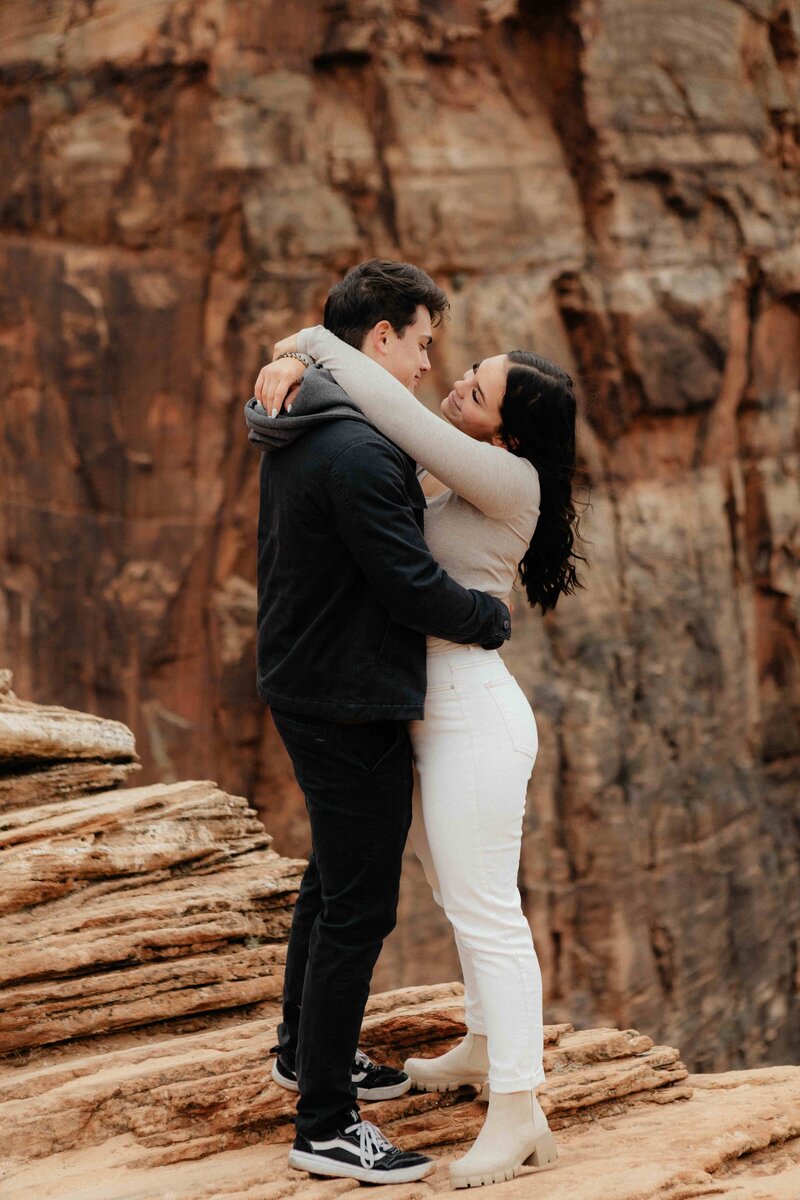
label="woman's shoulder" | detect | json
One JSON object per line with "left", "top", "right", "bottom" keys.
{"left": 506, "top": 454, "right": 541, "bottom": 510}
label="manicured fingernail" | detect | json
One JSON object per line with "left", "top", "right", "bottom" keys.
{"left": 271, "top": 408, "right": 278, "bottom": 418}
{"left": 287, "top": 405, "right": 292, "bottom": 413}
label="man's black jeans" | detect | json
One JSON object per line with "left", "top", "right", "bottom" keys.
{"left": 271, "top": 709, "right": 413, "bottom": 1139}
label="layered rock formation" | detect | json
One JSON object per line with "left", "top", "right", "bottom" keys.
{"left": 1, "top": 0, "right": 799, "bottom": 1073}
{"left": 0, "top": 672, "right": 305, "bottom": 1054}
{"left": 2, "top": 678, "right": 799, "bottom": 1200}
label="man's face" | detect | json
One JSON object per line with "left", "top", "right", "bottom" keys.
{"left": 361, "top": 306, "right": 433, "bottom": 392}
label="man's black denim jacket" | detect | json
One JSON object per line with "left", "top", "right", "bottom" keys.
{"left": 255, "top": 369, "right": 511, "bottom": 723}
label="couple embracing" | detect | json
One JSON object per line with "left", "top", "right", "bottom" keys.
{"left": 244, "top": 259, "right": 584, "bottom": 1190}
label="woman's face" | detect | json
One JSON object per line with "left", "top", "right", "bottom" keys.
{"left": 441, "top": 354, "right": 509, "bottom": 445}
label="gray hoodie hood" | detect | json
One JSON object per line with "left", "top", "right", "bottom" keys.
{"left": 244, "top": 365, "right": 371, "bottom": 451}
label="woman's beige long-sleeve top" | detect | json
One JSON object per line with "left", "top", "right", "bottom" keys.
{"left": 296, "top": 327, "right": 540, "bottom": 605}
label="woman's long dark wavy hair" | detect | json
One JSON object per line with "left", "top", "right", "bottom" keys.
{"left": 499, "top": 351, "right": 588, "bottom": 613}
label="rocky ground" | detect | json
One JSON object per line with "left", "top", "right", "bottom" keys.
{"left": 1, "top": 676, "right": 798, "bottom": 1199}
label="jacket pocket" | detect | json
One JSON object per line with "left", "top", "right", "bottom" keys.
{"left": 271, "top": 710, "right": 330, "bottom": 745}
{"left": 485, "top": 677, "right": 538, "bottom": 759}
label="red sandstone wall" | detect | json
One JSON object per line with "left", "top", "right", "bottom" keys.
{"left": 1, "top": 0, "right": 798, "bottom": 1070}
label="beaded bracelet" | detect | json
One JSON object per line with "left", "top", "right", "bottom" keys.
{"left": 276, "top": 351, "right": 314, "bottom": 368}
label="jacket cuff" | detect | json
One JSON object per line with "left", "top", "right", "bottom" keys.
{"left": 478, "top": 600, "right": 511, "bottom": 650}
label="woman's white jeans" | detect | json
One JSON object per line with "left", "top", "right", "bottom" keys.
{"left": 409, "top": 641, "right": 545, "bottom": 1093}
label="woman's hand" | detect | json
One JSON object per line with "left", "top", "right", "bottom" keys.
{"left": 254, "top": 356, "right": 307, "bottom": 416}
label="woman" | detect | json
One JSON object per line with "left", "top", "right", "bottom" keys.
{"left": 254, "top": 326, "right": 586, "bottom": 1190}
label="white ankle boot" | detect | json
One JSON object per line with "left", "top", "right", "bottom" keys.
{"left": 449, "top": 1088, "right": 557, "bottom": 1189}
{"left": 403, "top": 1032, "right": 489, "bottom": 1092}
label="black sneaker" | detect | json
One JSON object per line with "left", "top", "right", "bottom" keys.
{"left": 272, "top": 1048, "right": 411, "bottom": 1100}
{"left": 288, "top": 1116, "right": 434, "bottom": 1184}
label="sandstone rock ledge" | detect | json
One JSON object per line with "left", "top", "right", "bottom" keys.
{"left": 1, "top": 675, "right": 798, "bottom": 1200}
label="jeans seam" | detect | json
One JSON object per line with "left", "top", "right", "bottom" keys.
{"left": 450, "top": 670, "right": 494, "bottom": 905}
{"left": 444, "top": 669, "right": 500, "bottom": 1066}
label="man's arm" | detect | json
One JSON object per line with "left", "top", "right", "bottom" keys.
{"left": 328, "top": 438, "right": 510, "bottom": 649}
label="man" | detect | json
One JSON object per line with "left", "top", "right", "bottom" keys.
{"left": 245, "top": 260, "right": 511, "bottom": 1185}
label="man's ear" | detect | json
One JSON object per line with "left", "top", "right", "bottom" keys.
{"left": 368, "top": 320, "right": 393, "bottom": 357}
{"left": 492, "top": 431, "right": 518, "bottom": 450}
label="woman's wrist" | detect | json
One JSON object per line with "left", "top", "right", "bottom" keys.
{"left": 277, "top": 351, "right": 313, "bottom": 369}
{"left": 272, "top": 333, "right": 299, "bottom": 360}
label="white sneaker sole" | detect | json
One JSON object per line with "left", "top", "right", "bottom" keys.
{"left": 288, "top": 1148, "right": 434, "bottom": 1184}
{"left": 354, "top": 1076, "right": 412, "bottom": 1100}
{"left": 271, "top": 1061, "right": 299, "bottom": 1092}
{"left": 272, "top": 1059, "right": 412, "bottom": 1101}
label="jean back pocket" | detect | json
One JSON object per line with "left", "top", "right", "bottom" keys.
{"left": 485, "top": 677, "right": 538, "bottom": 758}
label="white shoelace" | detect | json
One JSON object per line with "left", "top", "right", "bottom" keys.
{"left": 354, "top": 1049, "right": 373, "bottom": 1070}
{"left": 344, "top": 1119, "right": 393, "bottom": 1169}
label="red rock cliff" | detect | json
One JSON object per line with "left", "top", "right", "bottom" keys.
{"left": 0, "top": 1, "right": 798, "bottom": 1072}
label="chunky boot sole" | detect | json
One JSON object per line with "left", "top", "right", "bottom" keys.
{"left": 404, "top": 1053, "right": 488, "bottom": 1094}
{"left": 272, "top": 1060, "right": 412, "bottom": 1101}
{"left": 450, "top": 1128, "right": 558, "bottom": 1189}
{"left": 407, "top": 1072, "right": 487, "bottom": 1093}
{"left": 288, "top": 1149, "right": 434, "bottom": 1184}
{"left": 524, "top": 1130, "right": 559, "bottom": 1168}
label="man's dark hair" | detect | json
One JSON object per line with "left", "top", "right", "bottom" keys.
{"left": 323, "top": 259, "right": 449, "bottom": 349}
